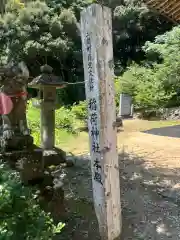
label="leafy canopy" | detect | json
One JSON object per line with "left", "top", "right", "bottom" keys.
{"left": 119, "top": 26, "right": 180, "bottom": 110}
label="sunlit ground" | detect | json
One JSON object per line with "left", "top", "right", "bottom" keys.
{"left": 56, "top": 119, "right": 180, "bottom": 155}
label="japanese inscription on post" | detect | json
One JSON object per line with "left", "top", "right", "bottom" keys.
{"left": 85, "top": 33, "right": 94, "bottom": 92}
{"left": 85, "top": 32, "right": 102, "bottom": 185}
{"left": 81, "top": 5, "right": 122, "bottom": 239}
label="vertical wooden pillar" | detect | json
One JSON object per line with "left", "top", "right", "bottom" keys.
{"left": 41, "top": 87, "right": 56, "bottom": 150}
{"left": 81, "top": 4, "right": 122, "bottom": 240}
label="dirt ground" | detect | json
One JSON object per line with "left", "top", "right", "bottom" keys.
{"left": 59, "top": 120, "right": 180, "bottom": 240}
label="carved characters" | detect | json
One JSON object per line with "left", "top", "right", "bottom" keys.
{"left": 85, "top": 31, "right": 103, "bottom": 186}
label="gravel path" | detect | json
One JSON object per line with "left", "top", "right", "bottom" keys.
{"left": 60, "top": 147, "right": 180, "bottom": 240}
{"left": 58, "top": 121, "right": 180, "bottom": 239}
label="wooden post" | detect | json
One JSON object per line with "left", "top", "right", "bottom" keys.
{"left": 41, "top": 87, "right": 56, "bottom": 150}
{"left": 81, "top": 4, "right": 122, "bottom": 240}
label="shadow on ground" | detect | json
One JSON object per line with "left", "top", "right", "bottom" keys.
{"left": 59, "top": 151, "right": 180, "bottom": 240}
{"left": 143, "top": 125, "right": 180, "bottom": 138}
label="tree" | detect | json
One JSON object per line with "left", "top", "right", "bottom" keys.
{"left": 0, "top": 0, "right": 173, "bottom": 104}
{"left": 144, "top": 26, "right": 180, "bottom": 106}
{"left": 0, "top": 0, "right": 94, "bottom": 104}
{"left": 112, "top": 0, "right": 173, "bottom": 73}
{"left": 119, "top": 26, "right": 180, "bottom": 110}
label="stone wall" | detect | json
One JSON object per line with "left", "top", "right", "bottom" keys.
{"left": 160, "top": 107, "right": 180, "bottom": 120}
{"left": 134, "top": 107, "right": 180, "bottom": 120}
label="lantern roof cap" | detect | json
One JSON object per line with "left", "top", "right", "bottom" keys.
{"left": 28, "top": 65, "right": 66, "bottom": 89}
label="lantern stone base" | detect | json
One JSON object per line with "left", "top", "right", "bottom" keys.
{"left": 0, "top": 147, "right": 67, "bottom": 182}
{"left": 0, "top": 135, "right": 34, "bottom": 152}
{"left": 42, "top": 148, "right": 66, "bottom": 167}
{"left": 0, "top": 148, "right": 65, "bottom": 219}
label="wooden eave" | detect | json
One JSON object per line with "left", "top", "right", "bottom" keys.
{"left": 144, "top": 0, "right": 180, "bottom": 23}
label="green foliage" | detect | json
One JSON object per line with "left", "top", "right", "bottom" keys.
{"left": 118, "top": 26, "right": 180, "bottom": 110}
{"left": 0, "top": 0, "right": 172, "bottom": 105}
{"left": 112, "top": 0, "right": 172, "bottom": 71}
{"left": 32, "top": 130, "right": 41, "bottom": 146}
{"left": 0, "top": 0, "right": 176, "bottom": 110}
{"left": 27, "top": 102, "right": 77, "bottom": 139}
{"left": 119, "top": 63, "right": 175, "bottom": 110}
{"left": 26, "top": 102, "right": 41, "bottom": 145}
{"left": 27, "top": 102, "right": 40, "bottom": 130}
{"left": 55, "top": 107, "right": 77, "bottom": 133}
{"left": 143, "top": 26, "right": 180, "bottom": 96}
{"left": 0, "top": 0, "right": 86, "bottom": 105}
{"left": 0, "top": 1, "right": 72, "bottom": 62}
{"left": 71, "top": 101, "right": 88, "bottom": 121}
{"left": 0, "top": 162, "right": 64, "bottom": 239}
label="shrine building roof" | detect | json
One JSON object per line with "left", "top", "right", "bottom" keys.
{"left": 144, "top": 0, "right": 180, "bottom": 23}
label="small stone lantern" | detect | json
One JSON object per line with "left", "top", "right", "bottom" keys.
{"left": 28, "top": 65, "right": 67, "bottom": 165}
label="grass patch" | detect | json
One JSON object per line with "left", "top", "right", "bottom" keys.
{"left": 27, "top": 102, "right": 180, "bottom": 154}
{"left": 27, "top": 102, "right": 83, "bottom": 147}
{"left": 56, "top": 131, "right": 89, "bottom": 155}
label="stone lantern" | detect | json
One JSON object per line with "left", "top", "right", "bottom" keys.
{"left": 28, "top": 65, "right": 67, "bottom": 165}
